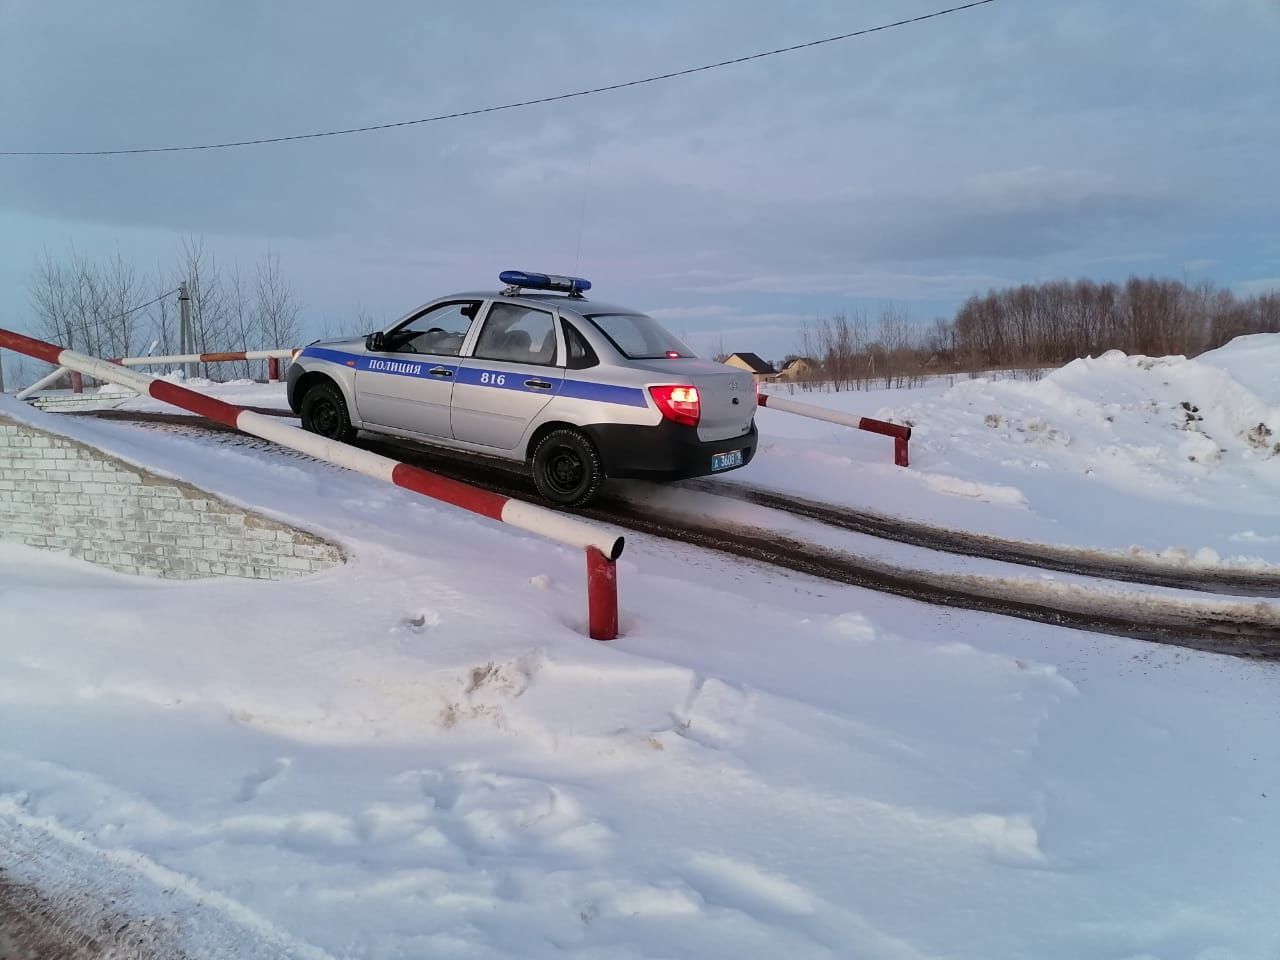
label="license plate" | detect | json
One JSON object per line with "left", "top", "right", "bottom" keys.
{"left": 711, "top": 449, "right": 744, "bottom": 471}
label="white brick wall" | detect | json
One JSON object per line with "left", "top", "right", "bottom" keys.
{"left": 0, "top": 415, "right": 344, "bottom": 580}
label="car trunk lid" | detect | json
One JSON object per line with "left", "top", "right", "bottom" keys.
{"left": 633, "top": 358, "right": 757, "bottom": 442}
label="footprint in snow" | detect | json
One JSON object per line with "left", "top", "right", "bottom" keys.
{"left": 234, "top": 756, "right": 292, "bottom": 803}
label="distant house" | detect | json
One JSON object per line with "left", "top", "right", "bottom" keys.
{"left": 776, "top": 357, "right": 818, "bottom": 382}
{"left": 723, "top": 352, "right": 777, "bottom": 384}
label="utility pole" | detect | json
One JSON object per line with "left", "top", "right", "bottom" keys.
{"left": 0, "top": 351, "right": 6, "bottom": 394}
{"left": 178, "top": 282, "right": 195, "bottom": 381}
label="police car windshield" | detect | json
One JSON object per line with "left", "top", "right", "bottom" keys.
{"left": 586, "top": 314, "right": 694, "bottom": 360}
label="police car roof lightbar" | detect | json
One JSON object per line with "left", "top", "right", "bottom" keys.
{"left": 499, "top": 270, "right": 591, "bottom": 298}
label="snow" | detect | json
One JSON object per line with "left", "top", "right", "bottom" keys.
{"left": 112, "top": 372, "right": 295, "bottom": 412}
{"left": 96, "top": 334, "right": 1280, "bottom": 570}
{"left": 3, "top": 385, "right": 1280, "bottom": 958}
{"left": 751, "top": 334, "right": 1280, "bottom": 570}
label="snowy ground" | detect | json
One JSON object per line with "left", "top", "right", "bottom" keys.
{"left": 752, "top": 334, "right": 1280, "bottom": 571}
{"left": 2, "top": 383, "right": 1280, "bottom": 958}
{"left": 97, "top": 335, "right": 1280, "bottom": 572}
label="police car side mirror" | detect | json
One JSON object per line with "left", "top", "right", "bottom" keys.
{"left": 366, "top": 332, "right": 385, "bottom": 352}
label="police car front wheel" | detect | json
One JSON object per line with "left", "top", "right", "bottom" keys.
{"left": 300, "top": 381, "right": 356, "bottom": 443}
{"left": 532, "top": 428, "right": 604, "bottom": 507}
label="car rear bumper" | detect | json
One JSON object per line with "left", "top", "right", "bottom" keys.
{"left": 584, "top": 420, "right": 758, "bottom": 481}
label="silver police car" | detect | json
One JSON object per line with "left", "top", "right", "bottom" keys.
{"left": 288, "top": 271, "right": 758, "bottom": 506}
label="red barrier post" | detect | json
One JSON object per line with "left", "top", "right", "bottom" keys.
{"left": 70, "top": 371, "right": 83, "bottom": 394}
{"left": 858, "top": 417, "right": 911, "bottom": 468}
{"left": 267, "top": 357, "right": 280, "bottom": 382}
{"left": 586, "top": 546, "right": 619, "bottom": 641}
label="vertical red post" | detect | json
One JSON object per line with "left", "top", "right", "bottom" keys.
{"left": 586, "top": 546, "right": 619, "bottom": 641}
{"left": 70, "top": 370, "right": 83, "bottom": 394}
{"left": 895, "top": 436, "right": 909, "bottom": 468}
{"left": 267, "top": 356, "right": 280, "bottom": 383}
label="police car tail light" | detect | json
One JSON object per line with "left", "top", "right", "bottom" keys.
{"left": 649, "top": 385, "right": 701, "bottom": 427}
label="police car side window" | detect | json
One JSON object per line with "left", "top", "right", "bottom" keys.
{"left": 473, "top": 304, "right": 558, "bottom": 366}
{"left": 562, "top": 320, "right": 599, "bottom": 369}
{"left": 388, "top": 302, "right": 477, "bottom": 356}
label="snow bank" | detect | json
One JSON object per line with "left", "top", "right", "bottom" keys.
{"left": 742, "top": 334, "right": 1280, "bottom": 569}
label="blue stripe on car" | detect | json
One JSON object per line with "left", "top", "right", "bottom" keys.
{"left": 301, "top": 346, "right": 457, "bottom": 380}
{"left": 559, "top": 380, "right": 648, "bottom": 407}
{"left": 301, "top": 346, "right": 648, "bottom": 407}
{"left": 453, "top": 366, "right": 562, "bottom": 395}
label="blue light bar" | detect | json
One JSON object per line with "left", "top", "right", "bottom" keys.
{"left": 499, "top": 270, "right": 591, "bottom": 295}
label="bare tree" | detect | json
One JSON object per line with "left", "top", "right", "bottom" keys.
{"left": 179, "top": 237, "right": 230, "bottom": 378}
{"left": 226, "top": 266, "right": 257, "bottom": 380}
{"left": 29, "top": 247, "right": 153, "bottom": 385}
{"left": 255, "top": 252, "right": 300, "bottom": 353}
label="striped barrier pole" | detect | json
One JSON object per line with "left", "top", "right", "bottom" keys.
{"left": 114, "top": 348, "right": 294, "bottom": 384}
{"left": 115, "top": 348, "right": 296, "bottom": 367}
{"left": 756, "top": 391, "right": 911, "bottom": 467}
{"left": 0, "top": 328, "right": 623, "bottom": 640}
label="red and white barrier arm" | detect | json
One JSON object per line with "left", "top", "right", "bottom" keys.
{"left": 116, "top": 349, "right": 296, "bottom": 383}
{"left": 756, "top": 392, "right": 912, "bottom": 467}
{"left": 116, "top": 349, "right": 295, "bottom": 366}
{"left": 0, "top": 328, "right": 623, "bottom": 640}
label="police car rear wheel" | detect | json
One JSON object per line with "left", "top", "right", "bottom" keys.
{"left": 532, "top": 429, "right": 603, "bottom": 507}
{"left": 301, "top": 382, "right": 356, "bottom": 442}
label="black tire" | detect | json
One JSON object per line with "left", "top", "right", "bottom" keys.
{"left": 531, "top": 428, "right": 604, "bottom": 507}
{"left": 300, "top": 381, "right": 356, "bottom": 443}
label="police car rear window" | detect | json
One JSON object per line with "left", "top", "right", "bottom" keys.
{"left": 585, "top": 314, "right": 693, "bottom": 360}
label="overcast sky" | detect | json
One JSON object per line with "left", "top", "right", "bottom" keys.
{"left": 2, "top": 0, "right": 1278, "bottom": 361}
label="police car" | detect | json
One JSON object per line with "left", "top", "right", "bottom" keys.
{"left": 288, "top": 271, "right": 758, "bottom": 506}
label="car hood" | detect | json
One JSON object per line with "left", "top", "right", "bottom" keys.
{"left": 307, "top": 335, "right": 366, "bottom": 352}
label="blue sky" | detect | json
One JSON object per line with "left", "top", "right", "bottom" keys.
{"left": 2, "top": 0, "right": 1278, "bottom": 362}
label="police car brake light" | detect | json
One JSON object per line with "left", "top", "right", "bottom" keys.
{"left": 649, "top": 385, "right": 700, "bottom": 428}
{"left": 499, "top": 270, "right": 591, "bottom": 297}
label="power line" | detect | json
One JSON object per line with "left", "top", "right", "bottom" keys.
{"left": 1, "top": 1, "right": 997, "bottom": 158}
{"left": 99, "top": 288, "right": 180, "bottom": 324}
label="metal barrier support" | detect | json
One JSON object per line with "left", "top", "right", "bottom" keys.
{"left": 16, "top": 366, "right": 70, "bottom": 401}
{"left": 0, "top": 327, "right": 622, "bottom": 641}
{"left": 756, "top": 391, "right": 911, "bottom": 467}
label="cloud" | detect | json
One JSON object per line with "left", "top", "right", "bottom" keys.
{"left": 1183, "top": 259, "right": 1218, "bottom": 273}
{"left": 646, "top": 304, "right": 738, "bottom": 321}
{"left": 0, "top": 0, "right": 1277, "bottom": 334}
{"left": 1235, "top": 277, "right": 1280, "bottom": 297}
{"left": 662, "top": 269, "right": 1019, "bottom": 301}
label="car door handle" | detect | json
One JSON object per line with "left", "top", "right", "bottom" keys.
{"left": 524, "top": 379, "right": 553, "bottom": 390}
{"left": 429, "top": 367, "right": 454, "bottom": 378}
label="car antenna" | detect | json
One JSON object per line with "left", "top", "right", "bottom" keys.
{"left": 573, "top": 154, "right": 593, "bottom": 276}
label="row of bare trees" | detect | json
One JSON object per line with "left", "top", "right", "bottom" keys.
{"left": 792, "top": 306, "right": 951, "bottom": 391}
{"left": 25, "top": 239, "right": 300, "bottom": 384}
{"left": 950, "top": 277, "right": 1280, "bottom": 368}
{"left": 787, "top": 276, "right": 1280, "bottom": 390}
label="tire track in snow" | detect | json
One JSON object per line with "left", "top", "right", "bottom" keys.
{"left": 685, "top": 479, "right": 1280, "bottom": 597}
{"left": 71, "top": 410, "right": 1280, "bottom": 660}
{"left": 0, "top": 797, "right": 340, "bottom": 960}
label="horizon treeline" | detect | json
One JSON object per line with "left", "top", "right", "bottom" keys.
{"left": 790, "top": 276, "right": 1280, "bottom": 390}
